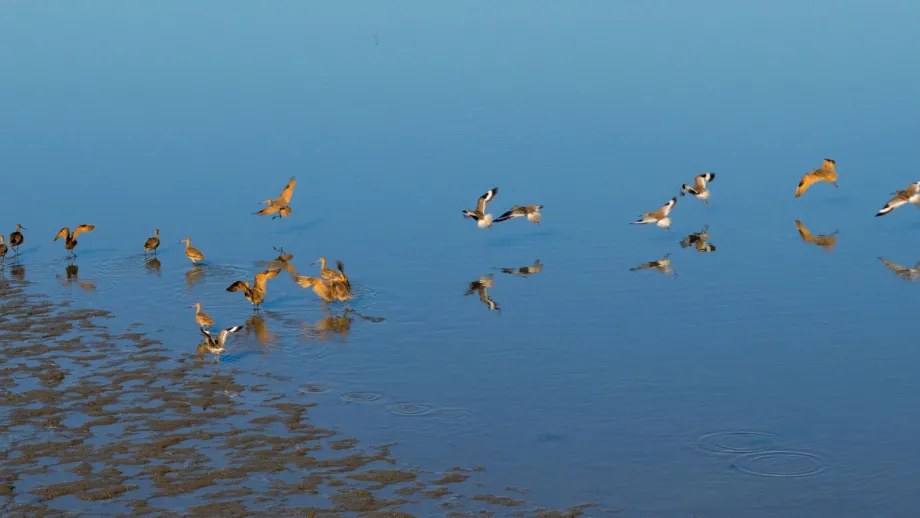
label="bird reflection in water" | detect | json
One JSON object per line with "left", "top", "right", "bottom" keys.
{"left": 10, "top": 264, "right": 25, "bottom": 281}
{"left": 245, "top": 313, "right": 279, "bottom": 346}
{"left": 680, "top": 224, "right": 717, "bottom": 253}
{"left": 303, "top": 312, "right": 353, "bottom": 342}
{"left": 794, "top": 220, "right": 838, "bottom": 251}
{"left": 256, "top": 246, "right": 298, "bottom": 280}
{"left": 145, "top": 257, "right": 161, "bottom": 276}
{"left": 57, "top": 263, "right": 97, "bottom": 292}
{"left": 878, "top": 257, "right": 920, "bottom": 281}
{"left": 630, "top": 253, "right": 677, "bottom": 277}
{"left": 500, "top": 259, "right": 543, "bottom": 276}
{"left": 465, "top": 274, "right": 500, "bottom": 312}
{"left": 186, "top": 265, "right": 206, "bottom": 289}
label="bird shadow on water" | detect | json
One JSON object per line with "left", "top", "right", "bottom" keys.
{"left": 281, "top": 218, "right": 324, "bottom": 235}
{"left": 486, "top": 229, "right": 554, "bottom": 248}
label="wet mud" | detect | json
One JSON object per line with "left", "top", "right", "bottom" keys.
{"left": 0, "top": 278, "right": 597, "bottom": 516}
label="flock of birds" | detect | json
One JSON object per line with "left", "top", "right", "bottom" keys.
{"left": 3, "top": 158, "right": 920, "bottom": 356}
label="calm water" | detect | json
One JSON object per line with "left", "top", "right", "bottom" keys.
{"left": 3, "top": 1, "right": 920, "bottom": 515}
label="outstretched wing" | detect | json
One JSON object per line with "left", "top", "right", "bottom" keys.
{"left": 876, "top": 193, "right": 909, "bottom": 217}
{"left": 53, "top": 228, "right": 69, "bottom": 242}
{"left": 72, "top": 224, "right": 95, "bottom": 239}
{"left": 255, "top": 205, "right": 280, "bottom": 216}
{"left": 475, "top": 187, "right": 499, "bottom": 214}
{"left": 276, "top": 177, "right": 296, "bottom": 205}
{"left": 217, "top": 325, "right": 244, "bottom": 345}
{"left": 254, "top": 268, "right": 281, "bottom": 289}
{"left": 462, "top": 210, "right": 481, "bottom": 220}
{"left": 651, "top": 197, "right": 677, "bottom": 218}
{"left": 494, "top": 207, "right": 522, "bottom": 223}
{"left": 226, "top": 280, "right": 250, "bottom": 293}
{"left": 695, "top": 173, "right": 715, "bottom": 190}
{"left": 200, "top": 326, "right": 216, "bottom": 346}
{"left": 794, "top": 220, "right": 814, "bottom": 243}
{"left": 878, "top": 257, "right": 907, "bottom": 273}
{"left": 795, "top": 172, "right": 820, "bottom": 197}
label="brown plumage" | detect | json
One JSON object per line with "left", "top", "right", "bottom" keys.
{"left": 680, "top": 224, "right": 717, "bottom": 253}
{"left": 144, "top": 229, "right": 160, "bottom": 255}
{"left": 9, "top": 224, "right": 25, "bottom": 253}
{"left": 500, "top": 259, "right": 543, "bottom": 276}
{"left": 53, "top": 225, "right": 95, "bottom": 257}
{"left": 495, "top": 205, "right": 544, "bottom": 225}
{"left": 178, "top": 237, "right": 205, "bottom": 265}
{"left": 464, "top": 274, "right": 500, "bottom": 312}
{"left": 794, "top": 159, "right": 837, "bottom": 197}
{"left": 794, "top": 220, "right": 837, "bottom": 251}
{"left": 256, "top": 177, "right": 296, "bottom": 219}
{"left": 227, "top": 268, "right": 282, "bottom": 309}
{"left": 296, "top": 274, "right": 352, "bottom": 305}
{"left": 191, "top": 302, "right": 214, "bottom": 328}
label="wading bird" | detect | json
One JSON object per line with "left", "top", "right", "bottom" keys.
{"left": 178, "top": 237, "right": 205, "bottom": 265}
{"left": 632, "top": 197, "right": 677, "bottom": 231}
{"left": 198, "top": 325, "right": 244, "bottom": 358}
{"left": 680, "top": 172, "right": 716, "bottom": 205}
{"left": 462, "top": 187, "right": 499, "bottom": 228}
{"left": 312, "top": 256, "right": 351, "bottom": 292}
{"left": 53, "top": 225, "right": 95, "bottom": 258}
{"left": 794, "top": 159, "right": 837, "bottom": 198}
{"left": 875, "top": 181, "right": 920, "bottom": 217}
{"left": 256, "top": 177, "right": 296, "bottom": 219}
{"left": 227, "top": 268, "right": 281, "bottom": 310}
{"left": 190, "top": 302, "right": 214, "bottom": 329}
{"left": 9, "top": 224, "right": 25, "bottom": 254}
{"left": 495, "top": 204, "right": 544, "bottom": 225}
{"left": 144, "top": 229, "right": 160, "bottom": 255}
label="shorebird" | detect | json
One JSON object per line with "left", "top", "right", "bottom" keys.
{"left": 295, "top": 274, "right": 353, "bottom": 308}
{"left": 632, "top": 197, "right": 677, "bottom": 231}
{"left": 0, "top": 236, "right": 7, "bottom": 266}
{"left": 878, "top": 257, "right": 920, "bottom": 281}
{"left": 462, "top": 187, "right": 499, "bottom": 228}
{"left": 495, "top": 204, "right": 544, "bottom": 226}
{"left": 794, "top": 159, "right": 837, "bottom": 198}
{"left": 464, "top": 274, "right": 500, "bottom": 312}
{"left": 500, "top": 259, "right": 543, "bottom": 276}
{"left": 794, "top": 220, "right": 838, "bottom": 251}
{"left": 630, "top": 253, "right": 677, "bottom": 276}
{"left": 875, "top": 181, "right": 920, "bottom": 217}
{"left": 680, "top": 173, "right": 716, "bottom": 205}
{"left": 312, "top": 256, "right": 347, "bottom": 284}
{"left": 680, "top": 224, "right": 716, "bottom": 253}
{"left": 226, "top": 268, "right": 282, "bottom": 310}
{"left": 190, "top": 302, "right": 214, "bottom": 329}
{"left": 256, "top": 177, "right": 296, "bottom": 219}
{"left": 53, "top": 225, "right": 95, "bottom": 258}
{"left": 144, "top": 229, "right": 160, "bottom": 255}
{"left": 198, "top": 325, "right": 244, "bottom": 358}
{"left": 9, "top": 224, "right": 25, "bottom": 254}
{"left": 178, "top": 237, "right": 205, "bottom": 265}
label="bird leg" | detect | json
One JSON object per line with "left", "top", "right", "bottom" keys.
{"left": 833, "top": 182, "right": 839, "bottom": 188}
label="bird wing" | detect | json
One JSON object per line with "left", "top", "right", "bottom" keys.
{"left": 475, "top": 187, "right": 499, "bottom": 214}
{"left": 53, "top": 228, "right": 70, "bottom": 242}
{"left": 795, "top": 171, "right": 822, "bottom": 197}
{"left": 276, "top": 177, "right": 296, "bottom": 205}
{"left": 878, "top": 257, "right": 907, "bottom": 273}
{"left": 464, "top": 281, "right": 481, "bottom": 296}
{"left": 651, "top": 197, "right": 677, "bottom": 218}
{"left": 478, "top": 286, "right": 499, "bottom": 311}
{"left": 461, "top": 210, "right": 481, "bottom": 220}
{"left": 255, "top": 205, "right": 280, "bottom": 216}
{"left": 694, "top": 174, "right": 709, "bottom": 190}
{"left": 495, "top": 207, "right": 523, "bottom": 222}
{"left": 226, "top": 280, "right": 251, "bottom": 294}
{"left": 217, "top": 325, "right": 244, "bottom": 346}
{"left": 72, "top": 225, "right": 95, "bottom": 239}
{"left": 295, "top": 275, "right": 321, "bottom": 289}
{"left": 200, "top": 326, "right": 216, "bottom": 346}
{"left": 254, "top": 268, "right": 281, "bottom": 287}
{"left": 794, "top": 220, "right": 815, "bottom": 243}
{"left": 876, "top": 192, "right": 910, "bottom": 216}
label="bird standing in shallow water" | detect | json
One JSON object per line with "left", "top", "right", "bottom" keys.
{"left": 794, "top": 159, "right": 837, "bottom": 197}
{"left": 680, "top": 173, "right": 716, "bottom": 205}
{"left": 178, "top": 237, "right": 205, "bottom": 265}
{"left": 495, "top": 204, "right": 544, "bottom": 225}
{"left": 312, "top": 256, "right": 351, "bottom": 293}
{"left": 875, "top": 181, "right": 920, "bottom": 217}
{"left": 296, "top": 273, "right": 352, "bottom": 309}
{"left": 190, "top": 302, "right": 214, "bottom": 329}
{"left": 632, "top": 197, "right": 677, "bottom": 231}
{"left": 198, "top": 325, "right": 244, "bottom": 360}
{"left": 144, "top": 229, "right": 160, "bottom": 255}
{"left": 227, "top": 268, "right": 282, "bottom": 310}
{"left": 256, "top": 177, "right": 296, "bottom": 219}
{"left": 53, "top": 225, "right": 95, "bottom": 258}
{"left": 462, "top": 187, "right": 499, "bottom": 228}
{"left": 9, "top": 224, "right": 25, "bottom": 254}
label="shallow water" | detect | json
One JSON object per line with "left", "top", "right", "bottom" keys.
{"left": 3, "top": 1, "right": 920, "bottom": 515}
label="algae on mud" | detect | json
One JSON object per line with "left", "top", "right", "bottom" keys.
{"left": 0, "top": 278, "right": 598, "bottom": 516}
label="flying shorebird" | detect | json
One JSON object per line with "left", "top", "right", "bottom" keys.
{"left": 680, "top": 173, "right": 716, "bottom": 205}
{"left": 53, "top": 225, "right": 95, "bottom": 258}
{"left": 226, "top": 268, "right": 282, "bottom": 310}
{"left": 500, "top": 259, "right": 543, "bottom": 276}
{"left": 144, "top": 229, "right": 160, "bottom": 255}
{"left": 494, "top": 204, "right": 544, "bottom": 226}
{"left": 632, "top": 197, "right": 677, "bottom": 231}
{"left": 630, "top": 253, "right": 677, "bottom": 276}
{"left": 178, "top": 237, "right": 205, "bottom": 265}
{"left": 464, "top": 274, "right": 500, "bottom": 312}
{"left": 680, "top": 224, "right": 716, "bottom": 253}
{"left": 875, "top": 181, "right": 920, "bottom": 217}
{"left": 198, "top": 324, "right": 244, "bottom": 356}
{"left": 462, "top": 187, "right": 499, "bottom": 228}
{"left": 190, "top": 302, "right": 214, "bottom": 329}
{"left": 794, "top": 220, "right": 838, "bottom": 251}
{"left": 794, "top": 158, "right": 837, "bottom": 198}
{"left": 878, "top": 257, "right": 920, "bottom": 281}
{"left": 256, "top": 177, "right": 296, "bottom": 219}
{"left": 9, "top": 224, "right": 25, "bottom": 254}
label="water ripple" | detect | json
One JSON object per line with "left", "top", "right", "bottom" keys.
{"left": 697, "top": 431, "right": 778, "bottom": 454}
{"left": 732, "top": 450, "right": 827, "bottom": 478}
{"left": 386, "top": 402, "right": 435, "bottom": 417}
{"left": 340, "top": 391, "right": 382, "bottom": 404}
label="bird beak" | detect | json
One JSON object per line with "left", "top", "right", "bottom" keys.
{"left": 176, "top": 240, "right": 183, "bottom": 244}
{"left": 20, "top": 226, "right": 27, "bottom": 230}
{"left": 309, "top": 261, "right": 317, "bottom": 265}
